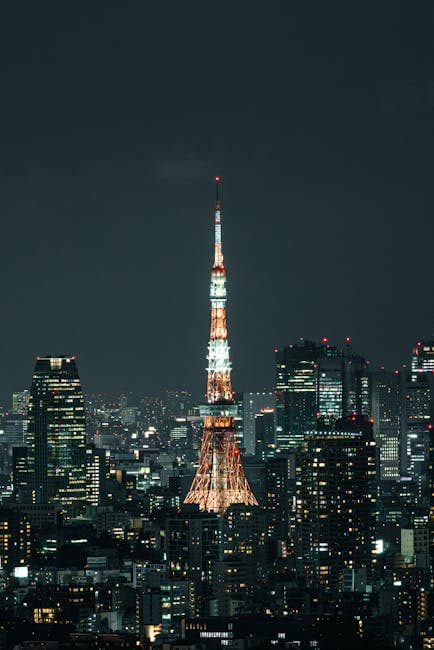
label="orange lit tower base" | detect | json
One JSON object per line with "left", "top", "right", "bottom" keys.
{"left": 184, "top": 178, "right": 257, "bottom": 516}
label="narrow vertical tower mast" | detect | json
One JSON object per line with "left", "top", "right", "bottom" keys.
{"left": 184, "top": 178, "right": 258, "bottom": 516}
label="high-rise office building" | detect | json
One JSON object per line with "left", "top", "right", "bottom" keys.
{"left": 12, "top": 390, "right": 30, "bottom": 416}
{"left": 412, "top": 340, "right": 434, "bottom": 375}
{"left": 403, "top": 372, "right": 433, "bottom": 503}
{"left": 276, "top": 341, "right": 320, "bottom": 451}
{"left": 86, "top": 444, "right": 107, "bottom": 507}
{"left": 3, "top": 413, "right": 27, "bottom": 448}
{"left": 265, "top": 455, "right": 295, "bottom": 560}
{"left": 26, "top": 356, "right": 87, "bottom": 514}
{"left": 295, "top": 416, "right": 376, "bottom": 591}
{"left": 254, "top": 408, "right": 276, "bottom": 460}
{"left": 318, "top": 346, "right": 344, "bottom": 425}
{"left": 276, "top": 340, "right": 369, "bottom": 451}
{"left": 371, "top": 370, "right": 403, "bottom": 480}
{"left": 166, "top": 509, "right": 223, "bottom": 617}
{"left": 213, "top": 504, "right": 266, "bottom": 615}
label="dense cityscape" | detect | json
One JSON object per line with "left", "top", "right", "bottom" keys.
{"left": 0, "top": 179, "right": 432, "bottom": 650}
{"left": 2, "top": 3, "right": 434, "bottom": 648}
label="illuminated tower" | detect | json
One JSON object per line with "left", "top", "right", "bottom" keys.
{"left": 184, "top": 178, "right": 257, "bottom": 515}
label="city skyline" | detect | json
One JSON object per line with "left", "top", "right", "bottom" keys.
{"left": 1, "top": 4, "right": 434, "bottom": 648}
{"left": 1, "top": 4, "right": 433, "bottom": 397}
{"left": 2, "top": 333, "right": 432, "bottom": 404}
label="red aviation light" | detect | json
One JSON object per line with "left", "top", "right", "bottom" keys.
{"left": 215, "top": 176, "right": 220, "bottom": 182}
{"left": 345, "top": 336, "right": 351, "bottom": 343}
{"left": 322, "top": 337, "right": 328, "bottom": 344}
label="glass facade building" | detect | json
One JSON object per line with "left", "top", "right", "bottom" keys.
{"left": 275, "top": 342, "right": 320, "bottom": 450}
{"left": 276, "top": 340, "right": 370, "bottom": 451}
{"left": 26, "top": 356, "right": 87, "bottom": 514}
{"left": 371, "top": 370, "right": 403, "bottom": 480}
{"left": 412, "top": 340, "right": 434, "bottom": 375}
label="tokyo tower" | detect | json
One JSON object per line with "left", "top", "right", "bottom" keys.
{"left": 184, "top": 177, "right": 258, "bottom": 516}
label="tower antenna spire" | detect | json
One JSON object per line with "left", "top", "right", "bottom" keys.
{"left": 213, "top": 176, "right": 223, "bottom": 267}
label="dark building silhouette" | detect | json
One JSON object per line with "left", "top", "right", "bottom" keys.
{"left": 265, "top": 455, "right": 295, "bottom": 561}
{"left": 26, "top": 356, "right": 87, "bottom": 515}
{"left": 403, "top": 372, "right": 433, "bottom": 507}
{"left": 166, "top": 508, "right": 222, "bottom": 617}
{"left": 371, "top": 370, "right": 404, "bottom": 480}
{"left": 296, "top": 416, "right": 377, "bottom": 591}
{"left": 254, "top": 407, "right": 276, "bottom": 460}
{"left": 12, "top": 446, "right": 31, "bottom": 503}
{"left": 276, "top": 340, "right": 370, "bottom": 451}
{"left": 0, "top": 507, "right": 32, "bottom": 569}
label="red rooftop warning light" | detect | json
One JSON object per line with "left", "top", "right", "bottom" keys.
{"left": 215, "top": 176, "right": 220, "bottom": 182}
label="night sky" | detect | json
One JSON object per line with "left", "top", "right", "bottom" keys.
{"left": 1, "top": 3, "right": 433, "bottom": 398}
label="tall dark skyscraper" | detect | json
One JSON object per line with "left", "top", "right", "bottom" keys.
{"left": 295, "top": 416, "right": 377, "bottom": 591}
{"left": 254, "top": 408, "right": 276, "bottom": 460}
{"left": 371, "top": 370, "right": 403, "bottom": 480}
{"left": 403, "top": 374, "right": 433, "bottom": 505}
{"left": 166, "top": 510, "right": 222, "bottom": 617}
{"left": 276, "top": 340, "right": 370, "bottom": 451}
{"left": 275, "top": 341, "right": 319, "bottom": 450}
{"left": 26, "top": 356, "right": 87, "bottom": 514}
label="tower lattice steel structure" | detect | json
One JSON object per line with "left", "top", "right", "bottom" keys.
{"left": 184, "top": 178, "right": 258, "bottom": 516}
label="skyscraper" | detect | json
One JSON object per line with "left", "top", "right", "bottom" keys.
{"left": 166, "top": 509, "right": 223, "bottom": 617}
{"left": 26, "top": 355, "right": 87, "bottom": 514}
{"left": 276, "top": 339, "right": 369, "bottom": 451}
{"left": 295, "top": 416, "right": 377, "bottom": 591}
{"left": 265, "top": 455, "right": 295, "bottom": 560}
{"left": 12, "top": 390, "right": 30, "bottom": 416}
{"left": 318, "top": 345, "right": 344, "bottom": 424}
{"left": 254, "top": 408, "right": 276, "bottom": 460}
{"left": 412, "top": 340, "right": 434, "bottom": 375}
{"left": 86, "top": 444, "right": 107, "bottom": 507}
{"left": 184, "top": 179, "right": 257, "bottom": 515}
{"left": 403, "top": 372, "right": 433, "bottom": 503}
{"left": 371, "top": 370, "right": 403, "bottom": 480}
{"left": 3, "top": 413, "right": 27, "bottom": 448}
{"left": 275, "top": 341, "right": 319, "bottom": 451}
